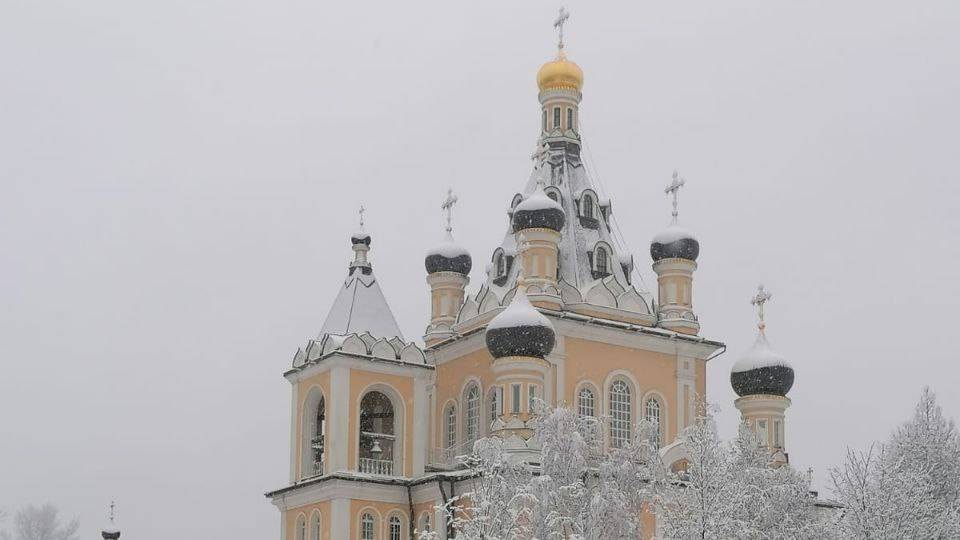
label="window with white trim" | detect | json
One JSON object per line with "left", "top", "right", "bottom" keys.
{"left": 578, "top": 387, "right": 595, "bottom": 417}
{"left": 542, "top": 109, "right": 548, "bottom": 132}
{"left": 528, "top": 385, "right": 537, "bottom": 412}
{"left": 512, "top": 384, "right": 521, "bottom": 414}
{"left": 361, "top": 513, "right": 375, "bottom": 540}
{"left": 553, "top": 106, "right": 561, "bottom": 129}
{"left": 465, "top": 384, "right": 480, "bottom": 445}
{"left": 567, "top": 107, "right": 574, "bottom": 130}
{"left": 774, "top": 419, "right": 782, "bottom": 448}
{"left": 418, "top": 514, "right": 431, "bottom": 534}
{"left": 582, "top": 194, "right": 595, "bottom": 219}
{"left": 296, "top": 516, "right": 306, "bottom": 540}
{"left": 389, "top": 515, "right": 402, "bottom": 540}
{"left": 445, "top": 404, "right": 456, "bottom": 449}
{"left": 609, "top": 380, "right": 632, "bottom": 449}
{"left": 495, "top": 253, "right": 506, "bottom": 277}
{"left": 489, "top": 386, "right": 502, "bottom": 423}
{"left": 595, "top": 246, "right": 609, "bottom": 275}
{"left": 310, "top": 511, "right": 321, "bottom": 540}
{"left": 645, "top": 398, "right": 661, "bottom": 449}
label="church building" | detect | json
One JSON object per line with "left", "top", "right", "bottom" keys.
{"left": 265, "top": 12, "right": 796, "bottom": 539}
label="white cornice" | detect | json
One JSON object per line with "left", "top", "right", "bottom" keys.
{"left": 285, "top": 352, "right": 434, "bottom": 384}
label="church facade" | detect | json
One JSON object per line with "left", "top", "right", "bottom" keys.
{"left": 265, "top": 18, "right": 795, "bottom": 540}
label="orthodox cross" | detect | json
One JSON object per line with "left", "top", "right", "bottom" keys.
{"left": 664, "top": 170, "right": 686, "bottom": 223}
{"left": 554, "top": 7, "right": 570, "bottom": 51}
{"left": 358, "top": 205, "right": 366, "bottom": 230}
{"left": 751, "top": 284, "right": 772, "bottom": 331}
{"left": 441, "top": 188, "right": 458, "bottom": 233}
{"left": 108, "top": 501, "right": 116, "bottom": 524}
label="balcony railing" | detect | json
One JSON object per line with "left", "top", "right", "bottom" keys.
{"left": 428, "top": 441, "right": 476, "bottom": 469}
{"left": 358, "top": 457, "right": 394, "bottom": 476}
{"left": 312, "top": 460, "right": 323, "bottom": 476}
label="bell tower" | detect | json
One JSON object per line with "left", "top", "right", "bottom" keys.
{"left": 424, "top": 189, "right": 472, "bottom": 346}
{"left": 651, "top": 171, "right": 701, "bottom": 334}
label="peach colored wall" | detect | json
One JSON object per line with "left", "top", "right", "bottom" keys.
{"left": 434, "top": 347, "right": 497, "bottom": 446}
{"left": 349, "top": 369, "right": 415, "bottom": 475}
{"left": 295, "top": 371, "right": 331, "bottom": 479}
{"left": 563, "top": 336, "right": 679, "bottom": 444}
{"left": 350, "top": 499, "right": 412, "bottom": 540}
{"left": 284, "top": 500, "right": 331, "bottom": 540}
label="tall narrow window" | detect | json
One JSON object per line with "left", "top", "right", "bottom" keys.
{"left": 489, "top": 387, "right": 502, "bottom": 423}
{"left": 445, "top": 405, "right": 456, "bottom": 449}
{"left": 312, "top": 396, "right": 325, "bottom": 476}
{"left": 542, "top": 109, "right": 548, "bottom": 132}
{"left": 465, "top": 385, "right": 480, "bottom": 445}
{"left": 610, "top": 380, "right": 632, "bottom": 449}
{"left": 512, "top": 384, "right": 521, "bottom": 414}
{"left": 359, "top": 391, "right": 396, "bottom": 475}
{"left": 361, "top": 513, "right": 375, "bottom": 540}
{"left": 757, "top": 419, "right": 769, "bottom": 447}
{"left": 578, "top": 387, "right": 595, "bottom": 417}
{"left": 310, "top": 511, "right": 321, "bottom": 540}
{"left": 389, "top": 516, "right": 402, "bottom": 540}
{"left": 528, "top": 385, "right": 537, "bottom": 412}
{"left": 582, "top": 194, "right": 594, "bottom": 219}
{"left": 645, "top": 398, "right": 661, "bottom": 449}
{"left": 419, "top": 514, "right": 431, "bottom": 534}
{"left": 595, "top": 247, "right": 609, "bottom": 275}
{"left": 496, "top": 253, "right": 505, "bottom": 277}
{"left": 774, "top": 420, "right": 782, "bottom": 448}
{"left": 567, "top": 108, "right": 574, "bottom": 130}
{"left": 296, "top": 516, "right": 306, "bottom": 540}
{"left": 553, "top": 106, "right": 561, "bottom": 129}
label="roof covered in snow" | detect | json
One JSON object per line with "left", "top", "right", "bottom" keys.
{"left": 457, "top": 134, "right": 655, "bottom": 325}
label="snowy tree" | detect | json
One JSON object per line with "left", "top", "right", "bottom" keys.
{"left": 656, "top": 408, "right": 739, "bottom": 539}
{"left": 831, "top": 387, "right": 960, "bottom": 538}
{"left": 658, "top": 407, "right": 829, "bottom": 540}
{"left": 0, "top": 504, "right": 78, "bottom": 540}
{"left": 425, "top": 403, "right": 662, "bottom": 539}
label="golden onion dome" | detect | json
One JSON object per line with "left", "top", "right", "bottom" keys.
{"left": 536, "top": 51, "right": 584, "bottom": 92}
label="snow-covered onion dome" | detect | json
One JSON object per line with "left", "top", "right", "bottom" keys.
{"left": 425, "top": 232, "right": 472, "bottom": 275}
{"left": 650, "top": 224, "right": 699, "bottom": 262}
{"left": 730, "top": 331, "right": 794, "bottom": 397}
{"left": 512, "top": 189, "right": 565, "bottom": 232}
{"left": 485, "top": 289, "right": 556, "bottom": 359}
{"left": 351, "top": 231, "right": 371, "bottom": 246}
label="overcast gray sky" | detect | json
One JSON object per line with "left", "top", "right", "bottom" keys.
{"left": 2, "top": 1, "right": 958, "bottom": 538}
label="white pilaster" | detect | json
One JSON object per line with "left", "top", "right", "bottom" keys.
{"left": 413, "top": 377, "right": 428, "bottom": 475}
{"left": 330, "top": 498, "right": 350, "bottom": 538}
{"left": 328, "top": 366, "right": 350, "bottom": 472}
{"left": 289, "top": 382, "right": 300, "bottom": 483}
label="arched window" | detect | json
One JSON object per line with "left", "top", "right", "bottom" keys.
{"left": 578, "top": 387, "right": 595, "bottom": 417}
{"left": 389, "top": 515, "right": 402, "bottom": 540}
{"left": 359, "top": 391, "right": 395, "bottom": 475}
{"left": 310, "top": 511, "right": 321, "bottom": 540}
{"left": 553, "top": 106, "right": 561, "bottom": 129}
{"left": 567, "top": 107, "right": 574, "bottom": 130}
{"left": 296, "top": 515, "right": 306, "bottom": 540}
{"left": 547, "top": 191, "right": 558, "bottom": 202}
{"left": 445, "top": 404, "right": 457, "bottom": 449}
{"left": 609, "top": 380, "right": 632, "bottom": 449}
{"left": 582, "top": 194, "right": 595, "bottom": 219}
{"left": 465, "top": 384, "right": 481, "bottom": 445}
{"left": 595, "top": 246, "right": 609, "bottom": 276}
{"left": 312, "top": 396, "right": 325, "bottom": 476}
{"left": 542, "top": 109, "right": 548, "bottom": 132}
{"left": 645, "top": 398, "right": 661, "bottom": 449}
{"left": 361, "top": 513, "right": 375, "bottom": 540}
{"left": 495, "top": 253, "right": 506, "bottom": 277}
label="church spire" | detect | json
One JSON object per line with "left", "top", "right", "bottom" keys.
{"left": 101, "top": 501, "right": 120, "bottom": 540}
{"left": 537, "top": 8, "right": 583, "bottom": 139}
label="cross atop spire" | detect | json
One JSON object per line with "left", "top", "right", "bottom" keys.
{"left": 441, "top": 188, "right": 458, "bottom": 234}
{"left": 751, "top": 284, "right": 773, "bottom": 331}
{"left": 665, "top": 170, "right": 686, "bottom": 223}
{"left": 358, "top": 205, "right": 366, "bottom": 231}
{"left": 553, "top": 7, "right": 570, "bottom": 52}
